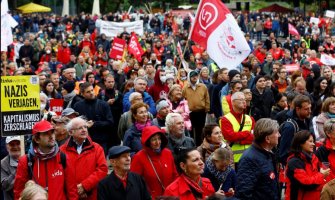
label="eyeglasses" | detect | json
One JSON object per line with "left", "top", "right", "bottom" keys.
{"left": 72, "top": 126, "right": 88, "bottom": 131}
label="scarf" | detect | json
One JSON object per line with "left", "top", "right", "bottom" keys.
{"left": 33, "top": 143, "right": 59, "bottom": 161}
{"left": 181, "top": 174, "right": 203, "bottom": 199}
{"left": 169, "top": 133, "right": 186, "bottom": 147}
{"left": 63, "top": 90, "right": 76, "bottom": 102}
{"left": 205, "top": 155, "right": 232, "bottom": 184}
{"left": 201, "top": 139, "right": 221, "bottom": 156}
{"left": 135, "top": 120, "right": 152, "bottom": 131}
{"left": 327, "top": 112, "right": 335, "bottom": 119}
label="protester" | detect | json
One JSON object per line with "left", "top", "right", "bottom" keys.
{"left": 202, "top": 148, "right": 236, "bottom": 195}
{"left": 316, "top": 118, "right": 335, "bottom": 181}
{"left": 197, "top": 124, "right": 233, "bottom": 163}
{"left": 73, "top": 82, "right": 114, "bottom": 153}
{"left": 152, "top": 99, "right": 170, "bottom": 128}
{"left": 19, "top": 180, "right": 48, "bottom": 200}
{"left": 221, "top": 92, "right": 255, "bottom": 164}
{"left": 61, "top": 117, "right": 108, "bottom": 199}
{"left": 235, "top": 118, "right": 280, "bottom": 200}
{"left": 14, "top": 120, "right": 76, "bottom": 200}
{"left": 97, "top": 146, "right": 151, "bottom": 200}
{"left": 131, "top": 126, "right": 178, "bottom": 199}
{"left": 165, "top": 113, "right": 195, "bottom": 154}
{"left": 1, "top": 136, "right": 21, "bottom": 200}
{"left": 163, "top": 148, "right": 218, "bottom": 199}
{"left": 123, "top": 102, "right": 151, "bottom": 156}
{"left": 285, "top": 130, "right": 330, "bottom": 200}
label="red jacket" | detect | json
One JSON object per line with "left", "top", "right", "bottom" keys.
{"left": 60, "top": 136, "right": 108, "bottom": 200}
{"left": 131, "top": 126, "right": 178, "bottom": 199}
{"left": 14, "top": 149, "right": 77, "bottom": 200}
{"left": 269, "top": 48, "right": 284, "bottom": 60}
{"left": 316, "top": 139, "right": 335, "bottom": 181}
{"left": 164, "top": 175, "right": 215, "bottom": 200}
{"left": 220, "top": 109, "right": 255, "bottom": 144}
{"left": 285, "top": 152, "right": 327, "bottom": 200}
{"left": 58, "top": 47, "right": 71, "bottom": 64}
{"left": 148, "top": 69, "right": 170, "bottom": 102}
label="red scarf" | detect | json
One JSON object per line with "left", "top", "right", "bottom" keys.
{"left": 181, "top": 174, "right": 204, "bottom": 198}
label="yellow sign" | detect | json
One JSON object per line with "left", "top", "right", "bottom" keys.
{"left": 1, "top": 76, "right": 40, "bottom": 112}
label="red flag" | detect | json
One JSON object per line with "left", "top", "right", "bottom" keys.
{"left": 109, "top": 38, "right": 126, "bottom": 60}
{"left": 288, "top": 23, "right": 300, "bottom": 38}
{"left": 189, "top": 0, "right": 250, "bottom": 69}
{"left": 128, "top": 33, "right": 144, "bottom": 62}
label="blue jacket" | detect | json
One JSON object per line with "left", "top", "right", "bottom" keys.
{"left": 123, "top": 89, "right": 157, "bottom": 116}
{"left": 123, "top": 125, "right": 142, "bottom": 157}
{"left": 235, "top": 144, "right": 279, "bottom": 200}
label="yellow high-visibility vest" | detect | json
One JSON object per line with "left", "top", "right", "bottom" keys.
{"left": 224, "top": 112, "right": 253, "bottom": 163}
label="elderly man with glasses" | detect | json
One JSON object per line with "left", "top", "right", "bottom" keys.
{"left": 220, "top": 92, "right": 255, "bottom": 166}
{"left": 60, "top": 117, "right": 108, "bottom": 200}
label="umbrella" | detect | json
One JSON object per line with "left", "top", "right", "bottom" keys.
{"left": 17, "top": 2, "right": 51, "bottom": 14}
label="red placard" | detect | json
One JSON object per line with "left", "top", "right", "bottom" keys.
{"left": 284, "top": 64, "right": 300, "bottom": 73}
{"left": 49, "top": 99, "right": 64, "bottom": 116}
{"left": 109, "top": 38, "right": 126, "bottom": 60}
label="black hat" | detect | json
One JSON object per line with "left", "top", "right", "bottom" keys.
{"left": 254, "top": 75, "right": 265, "bottom": 85}
{"left": 228, "top": 70, "right": 240, "bottom": 81}
{"left": 62, "top": 81, "right": 75, "bottom": 93}
{"left": 108, "top": 146, "right": 131, "bottom": 159}
{"left": 189, "top": 70, "right": 198, "bottom": 78}
{"left": 127, "top": 69, "right": 138, "bottom": 79}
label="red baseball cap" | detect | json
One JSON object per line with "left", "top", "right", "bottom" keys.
{"left": 32, "top": 120, "right": 54, "bottom": 135}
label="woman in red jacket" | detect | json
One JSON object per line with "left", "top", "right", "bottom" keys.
{"left": 316, "top": 118, "right": 335, "bottom": 181}
{"left": 164, "top": 148, "right": 222, "bottom": 200}
{"left": 131, "top": 126, "right": 178, "bottom": 199}
{"left": 285, "top": 130, "right": 331, "bottom": 200}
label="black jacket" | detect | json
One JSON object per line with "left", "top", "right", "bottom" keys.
{"left": 73, "top": 98, "right": 114, "bottom": 143}
{"left": 251, "top": 88, "right": 274, "bottom": 121}
{"left": 235, "top": 144, "right": 280, "bottom": 200}
{"left": 97, "top": 172, "right": 151, "bottom": 200}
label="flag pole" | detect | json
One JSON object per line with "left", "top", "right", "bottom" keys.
{"left": 177, "top": 0, "right": 204, "bottom": 70}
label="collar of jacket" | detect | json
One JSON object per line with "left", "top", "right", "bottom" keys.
{"left": 111, "top": 171, "right": 134, "bottom": 190}
{"left": 252, "top": 143, "right": 275, "bottom": 158}
{"left": 66, "top": 136, "right": 93, "bottom": 152}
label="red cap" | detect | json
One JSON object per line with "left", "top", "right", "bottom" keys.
{"left": 32, "top": 120, "right": 54, "bottom": 135}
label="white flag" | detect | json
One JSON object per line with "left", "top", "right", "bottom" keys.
{"left": 321, "top": 54, "right": 335, "bottom": 66}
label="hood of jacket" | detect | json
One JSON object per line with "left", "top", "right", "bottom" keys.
{"left": 154, "top": 69, "right": 165, "bottom": 87}
{"left": 141, "top": 126, "right": 168, "bottom": 150}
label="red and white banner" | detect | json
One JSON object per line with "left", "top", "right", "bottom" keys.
{"left": 109, "top": 38, "right": 126, "bottom": 60}
{"left": 288, "top": 23, "right": 300, "bottom": 38}
{"left": 189, "top": 0, "right": 250, "bottom": 70}
{"left": 321, "top": 54, "right": 335, "bottom": 66}
{"left": 284, "top": 64, "right": 300, "bottom": 72}
{"left": 128, "top": 33, "right": 144, "bottom": 62}
{"left": 49, "top": 99, "right": 64, "bottom": 116}
{"left": 177, "top": 41, "right": 183, "bottom": 58}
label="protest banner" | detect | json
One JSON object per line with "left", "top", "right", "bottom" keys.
{"left": 189, "top": 0, "right": 250, "bottom": 70}
{"left": 1, "top": 76, "right": 41, "bottom": 136}
{"left": 310, "top": 17, "right": 320, "bottom": 25}
{"left": 109, "top": 38, "right": 126, "bottom": 60}
{"left": 325, "top": 10, "right": 335, "bottom": 18}
{"left": 99, "top": 20, "right": 143, "bottom": 37}
{"left": 321, "top": 54, "right": 335, "bottom": 66}
{"left": 49, "top": 99, "right": 64, "bottom": 116}
{"left": 284, "top": 63, "right": 300, "bottom": 73}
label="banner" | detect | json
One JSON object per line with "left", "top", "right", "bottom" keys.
{"left": 49, "top": 99, "right": 64, "bottom": 116}
{"left": 128, "top": 33, "right": 144, "bottom": 62}
{"left": 288, "top": 23, "right": 300, "bottom": 38}
{"left": 325, "top": 10, "right": 335, "bottom": 18}
{"left": 321, "top": 54, "right": 335, "bottom": 66}
{"left": 1, "top": 76, "right": 40, "bottom": 136}
{"left": 109, "top": 38, "right": 126, "bottom": 60}
{"left": 310, "top": 17, "right": 320, "bottom": 25}
{"left": 284, "top": 64, "right": 300, "bottom": 72}
{"left": 99, "top": 20, "right": 143, "bottom": 37}
{"left": 189, "top": 0, "right": 250, "bottom": 70}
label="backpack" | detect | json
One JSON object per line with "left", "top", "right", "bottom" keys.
{"left": 27, "top": 151, "right": 66, "bottom": 180}
{"left": 279, "top": 118, "right": 299, "bottom": 135}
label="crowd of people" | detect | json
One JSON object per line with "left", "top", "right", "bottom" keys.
{"left": 1, "top": 7, "right": 335, "bottom": 200}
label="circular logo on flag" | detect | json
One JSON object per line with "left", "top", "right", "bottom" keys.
{"left": 199, "top": 3, "right": 218, "bottom": 30}
{"left": 218, "top": 26, "right": 240, "bottom": 56}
